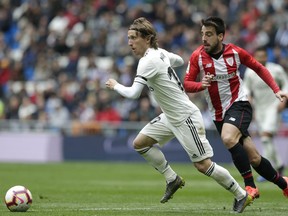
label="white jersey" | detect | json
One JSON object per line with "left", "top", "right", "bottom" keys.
{"left": 244, "top": 62, "right": 288, "bottom": 110}
{"left": 135, "top": 48, "right": 198, "bottom": 126}
{"left": 244, "top": 62, "right": 288, "bottom": 132}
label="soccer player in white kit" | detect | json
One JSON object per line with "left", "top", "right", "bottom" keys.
{"left": 243, "top": 47, "right": 288, "bottom": 181}
{"left": 106, "top": 17, "right": 252, "bottom": 213}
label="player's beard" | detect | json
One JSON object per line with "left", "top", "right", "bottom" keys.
{"left": 206, "top": 40, "right": 221, "bottom": 55}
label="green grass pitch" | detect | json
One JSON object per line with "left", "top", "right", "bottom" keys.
{"left": 0, "top": 162, "right": 287, "bottom": 215}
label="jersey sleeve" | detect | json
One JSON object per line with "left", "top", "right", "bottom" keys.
{"left": 114, "top": 81, "right": 145, "bottom": 99}
{"left": 136, "top": 57, "right": 156, "bottom": 80}
{"left": 183, "top": 50, "right": 204, "bottom": 92}
{"left": 166, "top": 51, "right": 184, "bottom": 67}
{"left": 239, "top": 47, "right": 280, "bottom": 93}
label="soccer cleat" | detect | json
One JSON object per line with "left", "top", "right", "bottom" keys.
{"left": 160, "top": 175, "right": 185, "bottom": 203}
{"left": 233, "top": 193, "right": 253, "bottom": 213}
{"left": 283, "top": 176, "right": 288, "bottom": 198}
{"left": 245, "top": 186, "right": 260, "bottom": 199}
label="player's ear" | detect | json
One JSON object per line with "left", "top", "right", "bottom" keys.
{"left": 145, "top": 35, "right": 150, "bottom": 43}
{"left": 218, "top": 33, "right": 224, "bottom": 41}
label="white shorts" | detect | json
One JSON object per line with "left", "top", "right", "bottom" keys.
{"left": 139, "top": 112, "right": 214, "bottom": 162}
{"left": 254, "top": 106, "right": 280, "bottom": 134}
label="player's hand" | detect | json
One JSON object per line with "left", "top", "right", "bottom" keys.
{"left": 106, "top": 79, "right": 118, "bottom": 90}
{"left": 201, "top": 74, "right": 214, "bottom": 89}
{"left": 277, "top": 98, "right": 287, "bottom": 112}
{"left": 275, "top": 90, "right": 288, "bottom": 102}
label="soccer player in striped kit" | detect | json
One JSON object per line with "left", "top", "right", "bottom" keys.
{"left": 184, "top": 16, "right": 288, "bottom": 200}
{"left": 106, "top": 17, "right": 252, "bottom": 213}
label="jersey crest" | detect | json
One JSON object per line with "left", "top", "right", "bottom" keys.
{"left": 225, "top": 57, "right": 234, "bottom": 66}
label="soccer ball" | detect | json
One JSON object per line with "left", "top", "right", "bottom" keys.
{"left": 4, "top": 185, "right": 33, "bottom": 212}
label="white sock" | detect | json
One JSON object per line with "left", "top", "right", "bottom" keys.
{"left": 261, "top": 136, "right": 283, "bottom": 169}
{"left": 136, "top": 146, "right": 177, "bottom": 183}
{"left": 206, "top": 162, "right": 246, "bottom": 201}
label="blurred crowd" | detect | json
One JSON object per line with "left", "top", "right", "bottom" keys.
{"left": 0, "top": 0, "right": 288, "bottom": 134}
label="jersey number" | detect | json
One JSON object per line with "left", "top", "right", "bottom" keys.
{"left": 167, "top": 67, "right": 184, "bottom": 92}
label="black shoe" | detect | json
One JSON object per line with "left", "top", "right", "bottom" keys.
{"left": 160, "top": 175, "right": 185, "bottom": 203}
{"left": 232, "top": 192, "right": 253, "bottom": 213}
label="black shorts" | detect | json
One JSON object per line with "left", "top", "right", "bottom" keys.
{"left": 214, "top": 101, "right": 252, "bottom": 138}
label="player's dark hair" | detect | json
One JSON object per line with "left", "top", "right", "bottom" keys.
{"left": 201, "top": 16, "right": 226, "bottom": 36}
{"left": 129, "top": 17, "right": 158, "bottom": 49}
{"left": 254, "top": 46, "right": 267, "bottom": 53}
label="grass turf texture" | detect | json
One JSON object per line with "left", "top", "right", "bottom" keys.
{"left": 0, "top": 162, "right": 287, "bottom": 215}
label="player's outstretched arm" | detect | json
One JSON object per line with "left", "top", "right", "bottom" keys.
{"left": 106, "top": 78, "right": 144, "bottom": 99}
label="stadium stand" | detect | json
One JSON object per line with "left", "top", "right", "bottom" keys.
{"left": 0, "top": 0, "right": 288, "bottom": 134}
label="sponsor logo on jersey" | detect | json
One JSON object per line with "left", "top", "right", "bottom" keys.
{"left": 211, "top": 72, "right": 236, "bottom": 81}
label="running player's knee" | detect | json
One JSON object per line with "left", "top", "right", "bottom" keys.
{"left": 133, "top": 135, "right": 155, "bottom": 149}
{"left": 133, "top": 138, "right": 142, "bottom": 150}
{"left": 194, "top": 159, "right": 211, "bottom": 174}
{"left": 221, "top": 134, "right": 238, "bottom": 148}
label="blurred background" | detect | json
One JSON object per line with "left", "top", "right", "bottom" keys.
{"left": 0, "top": 0, "right": 287, "bottom": 164}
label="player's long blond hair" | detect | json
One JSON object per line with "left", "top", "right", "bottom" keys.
{"left": 129, "top": 17, "right": 158, "bottom": 49}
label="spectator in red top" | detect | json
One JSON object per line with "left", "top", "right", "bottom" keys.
{"left": 0, "top": 58, "right": 10, "bottom": 96}
{"left": 183, "top": 16, "right": 288, "bottom": 200}
{"left": 95, "top": 89, "right": 121, "bottom": 123}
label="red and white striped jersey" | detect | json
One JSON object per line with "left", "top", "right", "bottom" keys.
{"left": 184, "top": 44, "right": 280, "bottom": 121}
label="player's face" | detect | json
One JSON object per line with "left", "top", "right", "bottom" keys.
{"left": 128, "top": 30, "right": 150, "bottom": 57}
{"left": 254, "top": 50, "right": 267, "bottom": 66}
{"left": 201, "top": 25, "right": 223, "bottom": 54}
